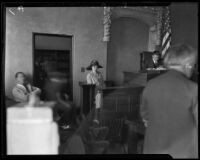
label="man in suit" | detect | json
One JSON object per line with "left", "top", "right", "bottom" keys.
{"left": 12, "top": 72, "right": 41, "bottom": 102}
{"left": 140, "top": 44, "right": 198, "bottom": 158}
{"left": 144, "top": 51, "right": 163, "bottom": 69}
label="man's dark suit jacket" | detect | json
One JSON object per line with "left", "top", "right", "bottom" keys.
{"left": 144, "top": 58, "right": 162, "bottom": 69}
{"left": 140, "top": 69, "right": 198, "bottom": 158}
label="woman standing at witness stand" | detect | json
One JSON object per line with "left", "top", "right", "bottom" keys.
{"left": 86, "top": 60, "right": 105, "bottom": 124}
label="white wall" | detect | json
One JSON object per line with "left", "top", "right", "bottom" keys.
{"left": 5, "top": 7, "right": 107, "bottom": 107}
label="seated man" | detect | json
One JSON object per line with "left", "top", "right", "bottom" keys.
{"left": 12, "top": 72, "right": 41, "bottom": 102}
{"left": 144, "top": 51, "right": 163, "bottom": 69}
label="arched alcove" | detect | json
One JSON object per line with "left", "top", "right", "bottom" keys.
{"left": 111, "top": 7, "right": 157, "bottom": 26}
{"left": 107, "top": 17, "right": 149, "bottom": 85}
{"left": 106, "top": 7, "right": 159, "bottom": 85}
{"left": 110, "top": 7, "right": 160, "bottom": 51}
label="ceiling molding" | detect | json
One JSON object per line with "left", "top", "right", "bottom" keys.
{"left": 111, "top": 7, "right": 159, "bottom": 26}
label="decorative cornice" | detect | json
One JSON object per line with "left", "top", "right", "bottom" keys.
{"left": 103, "top": 7, "right": 112, "bottom": 42}
{"left": 120, "top": 6, "right": 160, "bottom": 15}
{"left": 102, "top": 6, "right": 169, "bottom": 43}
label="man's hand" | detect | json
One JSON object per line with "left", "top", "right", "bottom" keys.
{"left": 27, "top": 83, "right": 33, "bottom": 91}
{"left": 56, "top": 92, "right": 71, "bottom": 110}
{"left": 32, "top": 88, "right": 41, "bottom": 95}
{"left": 142, "top": 119, "right": 148, "bottom": 128}
{"left": 28, "top": 91, "right": 40, "bottom": 105}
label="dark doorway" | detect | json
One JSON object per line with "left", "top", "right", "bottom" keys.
{"left": 33, "top": 33, "right": 73, "bottom": 101}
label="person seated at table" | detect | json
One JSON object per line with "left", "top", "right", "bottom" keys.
{"left": 12, "top": 72, "right": 41, "bottom": 103}
{"left": 144, "top": 51, "right": 163, "bottom": 69}
{"left": 86, "top": 59, "right": 105, "bottom": 124}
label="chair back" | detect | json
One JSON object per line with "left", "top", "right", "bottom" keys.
{"left": 99, "top": 110, "right": 127, "bottom": 143}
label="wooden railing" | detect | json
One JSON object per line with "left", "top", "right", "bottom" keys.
{"left": 102, "top": 85, "right": 144, "bottom": 121}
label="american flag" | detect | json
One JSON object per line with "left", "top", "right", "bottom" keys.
{"left": 161, "top": 6, "right": 171, "bottom": 57}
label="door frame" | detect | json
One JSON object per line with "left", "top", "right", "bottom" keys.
{"left": 32, "top": 32, "right": 73, "bottom": 100}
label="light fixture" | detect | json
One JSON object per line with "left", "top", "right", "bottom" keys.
{"left": 17, "top": 6, "right": 24, "bottom": 12}
{"left": 8, "top": 6, "right": 24, "bottom": 15}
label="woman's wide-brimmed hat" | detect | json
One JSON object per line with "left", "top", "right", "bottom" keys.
{"left": 86, "top": 59, "right": 103, "bottom": 70}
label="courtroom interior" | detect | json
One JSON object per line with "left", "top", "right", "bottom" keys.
{"left": 4, "top": 3, "right": 198, "bottom": 157}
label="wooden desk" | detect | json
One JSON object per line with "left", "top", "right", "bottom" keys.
{"left": 143, "top": 69, "right": 167, "bottom": 81}
{"left": 123, "top": 70, "right": 168, "bottom": 87}
{"left": 79, "top": 83, "right": 96, "bottom": 116}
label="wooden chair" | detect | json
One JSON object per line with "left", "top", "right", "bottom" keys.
{"left": 125, "top": 119, "right": 145, "bottom": 154}
{"left": 98, "top": 110, "right": 128, "bottom": 153}
{"left": 75, "top": 109, "right": 110, "bottom": 154}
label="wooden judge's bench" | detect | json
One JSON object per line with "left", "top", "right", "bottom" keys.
{"left": 79, "top": 67, "right": 197, "bottom": 121}
{"left": 79, "top": 69, "right": 168, "bottom": 120}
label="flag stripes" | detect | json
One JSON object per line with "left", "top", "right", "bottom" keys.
{"left": 161, "top": 31, "right": 171, "bottom": 56}
{"left": 160, "top": 7, "right": 171, "bottom": 57}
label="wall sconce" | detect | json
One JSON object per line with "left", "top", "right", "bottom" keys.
{"left": 9, "top": 6, "right": 24, "bottom": 15}
{"left": 17, "top": 6, "right": 24, "bottom": 12}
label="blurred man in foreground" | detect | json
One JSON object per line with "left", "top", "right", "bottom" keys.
{"left": 140, "top": 44, "right": 198, "bottom": 158}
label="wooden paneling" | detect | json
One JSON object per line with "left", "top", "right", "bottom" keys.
{"left": 123, "top": 70, "right": 168, "bottom": 87}
{"left": 79, "top": 83, "right": 96, "bottom": 116}
{"left": 101, "top": 86, "right": 145, "bottom": 153}
{"left": 102, "top": 85, "right": 144, "bottom": 121}
{"left": 123, "top": 72, "right": 147, "bottom": 86}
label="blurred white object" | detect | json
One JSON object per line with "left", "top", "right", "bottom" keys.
{"left": 17, "top": 6, "right": 24, "bottom": 12}
{"left": 147, "top": 67, "right": 167, "bottom": 71}
{"left": 7, "top": 94, "right": 59, "bottom": 155}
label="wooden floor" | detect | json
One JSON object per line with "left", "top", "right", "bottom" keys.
{"left": 105, "top": 142, "right": 127, "bottom": 154}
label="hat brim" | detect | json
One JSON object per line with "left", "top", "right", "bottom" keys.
{"left": 86, "top": 64, "right": 103, "bottom": 70}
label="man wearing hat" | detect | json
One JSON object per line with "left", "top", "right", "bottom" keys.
{"left": 86, "top": 60, "right": 104, "bottom": 124}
